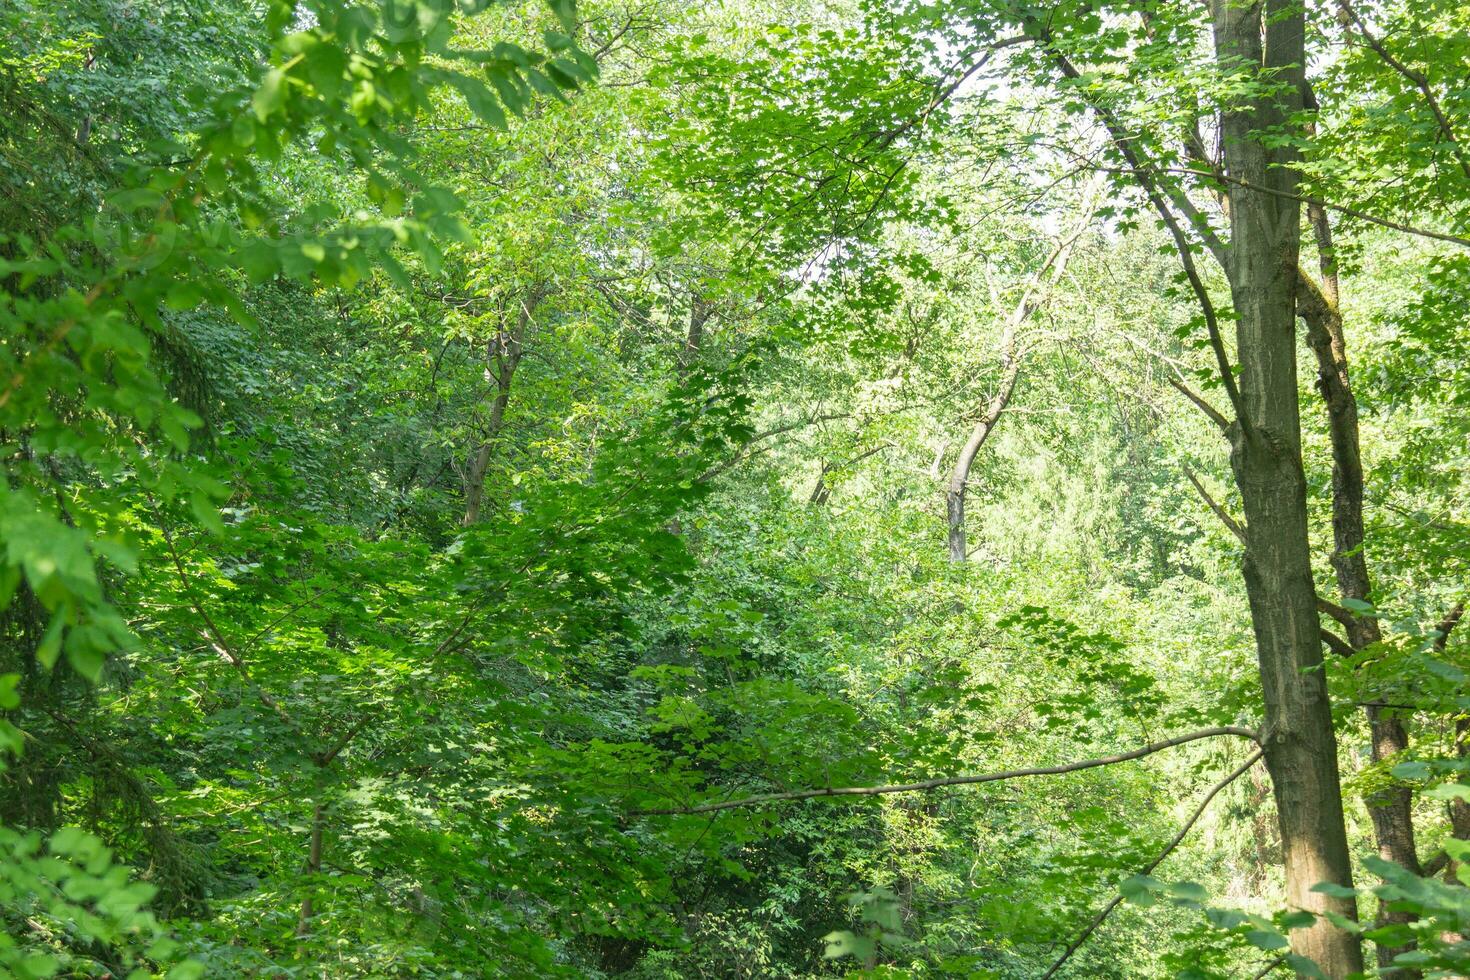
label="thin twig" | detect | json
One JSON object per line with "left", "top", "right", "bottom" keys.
{"left": 1080, "top": 164, "right": 1470, "bottom": 250}
{"left": 151, "top": 499, "right": 300, "bottom": 734}
{"left": 1336, "top": 0, "right": 1470, "bottom": 181}
{"left": 1252, "top": 953, "right": 1288, "bottom": 979}
{"left": 1041, "top": 43, "right": 1245, "bottom": 423}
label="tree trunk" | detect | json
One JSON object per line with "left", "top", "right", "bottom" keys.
{"left": 944, "top": 213, "right": 1088, "bottom": 561}
{"left": 678, "top": 293, "right": 710, "bottom": 380}
{"left": 462, "top": 287, "right": 543, "bottom": 526}
{"left": 945, "top": 370, "right": 1015, "bottom": 562}
{"left": 1213, "top": 0, "right": 1364, "bottom": 973}
{"left": 462, "top": 364, "right": 516, "bottom": 526}
{"left": 1297, "top": 204, "right": 1420, "bottom": 973}
{"left": 297, "top": 801, "right": 324, "bottom": 935}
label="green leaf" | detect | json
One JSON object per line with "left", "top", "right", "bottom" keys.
{"left": 455, "top": 75, "right": 508, "bottom": 130}
{"left": 65, "top": 641, "right": 105, "bottom": 683}
{"left": 822, "top": 930, "right": 876, "bottom": 961}
{"left": 0, "top": 673, "right": 19, "bottom": 711}
{"left": 1390, "top": 761, "right": 1431, "bottom": 780}
{"left": 36, "top": 612, "right": 66, "bottom": 670}
{"left": 1283, "top": 954, "right": 1327, "bottom": 978}
{"left": 1310, "top": 881, "right": 1360, "bottom": 898}
{"left": 1245, "top": 929, "right": 1289, "bottom": 951}
{"left": 1425, "top": 658, "right": 1465, "bottom": 682}
{"left": 253, "top": 67, "right": 287, "bottom": 122}
{"left": 1165, "top": 880, "right": 1209, "bottom": 904}
{"left": 191, "top": 492, "right": 226, "bottom": 536}
{"left": 1119, "top": 874, "right": 1162, "bottom": 906}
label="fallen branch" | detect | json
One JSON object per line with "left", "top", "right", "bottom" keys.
{"left": 632, "top": 727, "right": 1259, "bottom": 816}
{"left": 1042, "top": 749, "right": 1264, "bottom": 978}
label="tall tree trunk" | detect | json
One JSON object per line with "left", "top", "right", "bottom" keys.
{"left": 1298, "top": 204, "right": 1420, "bottom": 973}
{"left": 945, "top": 353, "right": 1020, "bottom": 561}
{"left": 945, "top": 212, "right": 1089, "bottom": 561}
{"left": 462, "top": 287, "right": 543, "bottom": 526}
{"left": 462, "top": 363, "right": 516, "bottom": 526}
{"left": 297, "top": 801, "right": 324, "bottom": 935}
{"left": 678, "top": 294, "right": 710, "bottom": 380}
{"left": 1212, "top": 0, "right": 1364, "bottom": 973}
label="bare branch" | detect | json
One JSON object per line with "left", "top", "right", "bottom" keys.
{"left": 1114, "top": 330, "right": 1229, "bottom": 433}
{"left": 1042, "top": 750, "right": 1264, "bottom": 978}
{"left": 1320, "top": 629, "right": 1355, "bottom": 658}
{"left": 1077, "top": 162, "right": 1470, "bottom": 250}
{"left": 1183, "top": 468, "right": 1246, "bottom": 545}
{"left": 632, "top": 727, "right": 1260, "bottom": 816}
{"left": 1041, "top": 44, "right": 1244, "bottom": 423}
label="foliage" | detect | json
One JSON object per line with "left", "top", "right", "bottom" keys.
{"left": 2, "top": 0, "right": 1469, "bottom": 976}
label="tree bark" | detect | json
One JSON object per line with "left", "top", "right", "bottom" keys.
{"left": 1212, "top": 0, "right": 1364, "bottom": 973}
{"left": 945, "top": 349, "right": 1020, "bottom": 561}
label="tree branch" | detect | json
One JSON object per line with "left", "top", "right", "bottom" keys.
{"left": 1316, "top": 597, "right": 1356, "bottom": 629}
{"left": 152, "top": 500, "right": 300, "bottom": 735}
{"left": 1042, "top": 749, "right": 1264, "bottom": 978}
{"left": 1252, "top": 954, "right": 1289, "bottom": 979}
{"left": 1320, "top": 628, "right": 1355, "bottom": 658}
{"left": 1114, "top": 330, "right": 1230, "bottom": 433}
{"left": 318, "top": 714, "right": 373, "bottom": 767}
{"left": 1167, "top": 375, "right": 1231, "bottom": 433}
{"left": 1183, "top": 468, "right": 1246, "bottom": 545}
{"left": 1076, "top": 163, "right": 1470, "bottom": 250}
{"left": 1336, "top": 0, "right": 1470, "bottom": 182}
{"left": 1041, "top": 44, "right": 1244, "bottom": 423}
{"left": 631, "top": 727, "right": 1259, "bottom": 816}
{"left": 1435, "top": 599, "right": 1466, "bottom": 651}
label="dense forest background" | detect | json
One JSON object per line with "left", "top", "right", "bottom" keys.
{"left": 1, "top": 0, "right": 1467, "bottom": 977}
